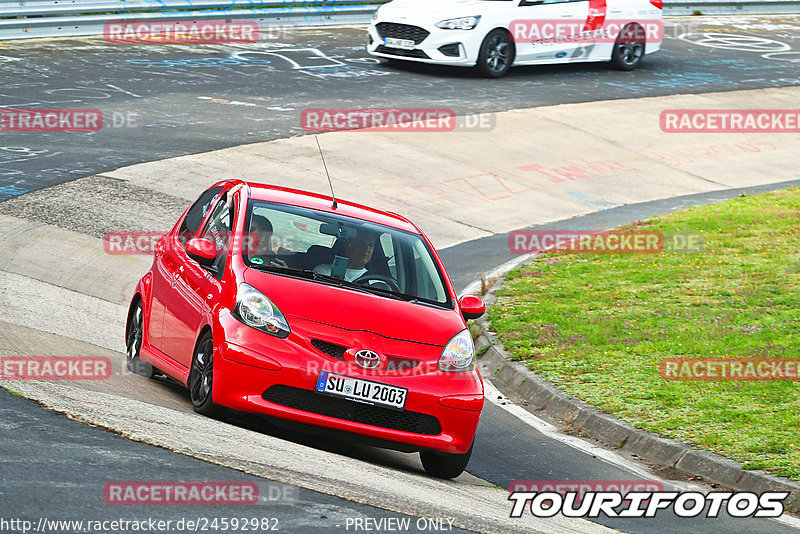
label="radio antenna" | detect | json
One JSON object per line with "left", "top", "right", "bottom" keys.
{"left": 315, "top": 135, "right": 337, "bottom": 209}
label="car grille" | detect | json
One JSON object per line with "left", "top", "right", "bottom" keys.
{"left": 262, "top": 385, "right": 442, "bottom": 435}
{"left": 375, "top": 23, "right": 430, "bottom": 44}
{"left": 310, "top": 339, "right": 346, "bottom": 361}
{"left": 311, "top": 340, "right": 422, "bottom": 372}
{"left": 375, "top": 45, "right": 430, "bottom": 59}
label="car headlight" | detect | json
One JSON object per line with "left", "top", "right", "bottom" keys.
{"left": 439, "top": 329, "right": 475, "bottom": 372}
{"left": 233, "top": 283, "right": 290, "bottom": 338}
{"left": 435, "top": 16, "right": 481, "bottom": 30}
{"left": 372, "top": 5, "right": 383, "bottom": 20}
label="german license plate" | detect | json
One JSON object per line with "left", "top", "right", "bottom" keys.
{"left": 316, "top": 371, "right": 407, "bottom": 410}
{"left": 384, "top": 37, "right": 415, "bottom": 50}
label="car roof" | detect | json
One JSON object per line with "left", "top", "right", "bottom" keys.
{"left": 243, "top": 181, "right": 421, "bottom": 234}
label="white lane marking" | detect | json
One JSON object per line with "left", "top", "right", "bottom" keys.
{"left": 775, "top": 511, "right": 800, "bottom": 529}
{"left": 461, "top": 252, "right": 535, "bottom": 297}
{"left": 483, "top": 379, "right": 800, "bottom": 528}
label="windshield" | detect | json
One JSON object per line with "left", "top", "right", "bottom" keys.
{"left": 242, "top": 200, "right": 452, "bottom": 307}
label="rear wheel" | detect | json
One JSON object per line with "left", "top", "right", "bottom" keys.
{"left": 420, "top": 439, "right": 474, "bottom": 479}
{"left": 476, "top": 29, "right": 514, "bottom": 78}
{"left": 189, "top": 332, "right": 227, "bottom": 419}
{"left": 126, "top": 299, "right": 154, "bottom": 378}
{"left": 610, "top": 23, "right": 645, "bottom": 71}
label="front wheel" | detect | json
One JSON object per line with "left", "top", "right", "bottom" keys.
{"left": 610, "top": 23, "right": 645, "bottom": 71}
{"left": 475, "top": 29, "right": 514, "bottom": 78}
{"left": 189, "top": 333, "right": 227, "bottom": 419}
{"left": 420, "top": 439, "right": 474, "bottom": 479}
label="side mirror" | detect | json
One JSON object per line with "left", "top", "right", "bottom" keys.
{"left": 459, "top": 295, "right": 485, "bottom": 321}
{"left": 186, "top": 237, "right": 218, "bottom": 267}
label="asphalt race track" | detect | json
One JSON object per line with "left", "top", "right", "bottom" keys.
{"left": 0, "top": 389, "right": 474, "bottom": 534}
{"left": 2, "top": 15, "right": 800, "bottom": 534}
{"left": 1, "top": 17, "right": 800, "bottom": 199}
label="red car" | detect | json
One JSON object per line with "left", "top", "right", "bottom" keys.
{"left": 126, "top": 180, "right": 486, "bottom": 478}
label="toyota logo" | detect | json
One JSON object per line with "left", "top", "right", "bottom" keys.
{"left": 354, "top": 350, "right": 381, "bottom": 369}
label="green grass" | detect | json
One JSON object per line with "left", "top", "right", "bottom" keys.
{"left": 490, "top": 187, "right": 800, "bottom": 479}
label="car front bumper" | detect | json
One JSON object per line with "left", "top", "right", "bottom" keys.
{"left": 366, "top": 20, "right": 484, "bottom": 67}
{"left": 213, "top": 309, "right": 483, "bottom": 455}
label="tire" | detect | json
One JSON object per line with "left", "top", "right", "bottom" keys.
{"left": 420, "top": 439, "right": 475, "bottom": 479}
{"left": 610, "top": 23, "right": 645, "bottom": 71}
{"left": 188, "top": 332, "right": 227, "bottom": 419}
{"left": 126, "top": 299, "right": 154, "bottom": 378}
{"left": 475, "top": 29, "right": 514, "bottom": 78}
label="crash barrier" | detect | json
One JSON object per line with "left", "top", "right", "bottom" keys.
{"left": 0, "top": 0, "right": 386, "bottom": 40}
{"left": 664, "top": 0, "right": 800, "bottom": 14}
{"left": 0, "top": 0, "right": 797, "bottom": 41}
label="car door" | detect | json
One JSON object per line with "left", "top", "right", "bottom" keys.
{"left": 512, "top": 0, "right": 591, "bottom": 63}
{"left": 149, "top": 186, "right": 223, "bottom": 356}
{"left": 575, "top": 0, "right": 612, "bottom": 61}
{"left": 161, "top": 191, "right": 234, "bottom": 370}
{"left": 584, "top": 0, "right": 622, "bottom": 61}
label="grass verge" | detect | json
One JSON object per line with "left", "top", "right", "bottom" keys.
{"left": 489, "top": 187, "right": 800, "bottom": 480}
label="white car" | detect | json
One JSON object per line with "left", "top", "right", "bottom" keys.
{"left": 367, "top": 0, "right": 663, "bottom": 77}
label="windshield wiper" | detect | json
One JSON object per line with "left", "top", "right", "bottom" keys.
{"left": 308, "top": 271, "right": 410, "bottom": 301}
{"left": 356, "top": 284, "right": 421, "bottom": 303}
{"left": 247, "top": 263, "right": 414, "bottom": 302}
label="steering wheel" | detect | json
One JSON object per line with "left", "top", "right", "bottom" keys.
{"left": 353, "top": 273, "right": 401, "bottom": 293}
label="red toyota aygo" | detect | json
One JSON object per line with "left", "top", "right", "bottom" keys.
{"left": 126, "top": 179, "right": 486, "bottom": 478}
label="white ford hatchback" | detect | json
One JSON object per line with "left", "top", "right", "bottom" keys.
{"left": 367, "top": 0, "right": 663, "bottom": 77}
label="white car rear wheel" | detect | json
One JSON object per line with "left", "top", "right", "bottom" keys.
{"left": 610, "top": 23, "right": 645, "bottom": 71}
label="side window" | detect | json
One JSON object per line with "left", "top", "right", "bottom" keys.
{"left": 179, "top": 187, "right": 223, "bottom": 243}
{"left": 198, "top": 197, "right": 233, "bottom": 274}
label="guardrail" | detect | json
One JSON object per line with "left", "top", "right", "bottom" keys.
{"left": 0, "top": 0, "right": 798, "bottom": 41}
{"left": 0, "top": 0, "right": 385, "bottom": 40}
{"left": 665, "top": 0, "right": 800, "bottom": 14}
